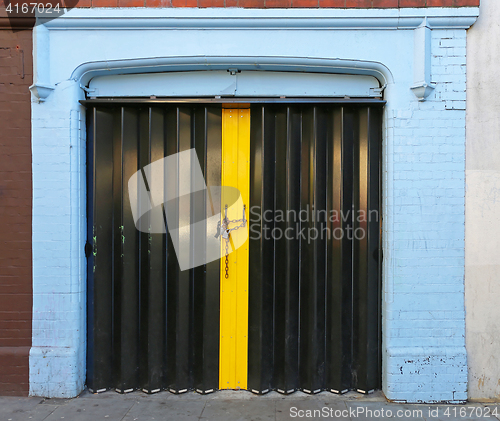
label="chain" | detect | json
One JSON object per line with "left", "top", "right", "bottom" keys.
{"left": 226, "top": 218, "right": 247, "bottom": 233}
{"left": 216, "top": 205, "right": 246, "bottom": 279}
{"left": 224, "top": 240, "right": 229, "bottom": 279}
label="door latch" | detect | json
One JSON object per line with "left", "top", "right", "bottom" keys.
{"left": 216, "top": 204, "right": 247, "bottom": 279}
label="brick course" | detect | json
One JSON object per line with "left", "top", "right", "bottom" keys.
{"left": 0, "top": 25, "right": 33, "bottom": 397}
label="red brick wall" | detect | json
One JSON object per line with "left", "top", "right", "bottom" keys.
{"left": 0, "top": 19, "right": 33, "bottom": 397}
{"left": 81, "top": 0, "right": 479, "bottom": 7}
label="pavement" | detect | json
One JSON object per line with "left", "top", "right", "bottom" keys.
{"left": 0, "top": 389, "right": 499, "bottom": 421}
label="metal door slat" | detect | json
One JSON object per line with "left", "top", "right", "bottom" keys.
{"left": 248, "top": 106, "right": 276, "bottom": 393}
{"left": 173, "top": 107, "right": 194, "bottom": 392}
{"left": 140, "top": 107, "right": 167, "bottom": 393}
{"left": 273, "top": 107, "right": 301, "bottom": 393}
{"left": 326, "top": 107, "right": 354, "bottom": 392}
{"left": 113, "top": 107, "right": 141, "bottom": 392}
{"left": 192, "top": 107, "right": 221, "bottom": 393}
{"left": 87, "top": 108, "right": 115, "bottom": 393}
{"left": 299, "top": 107, "right": 328, "bottom": 393}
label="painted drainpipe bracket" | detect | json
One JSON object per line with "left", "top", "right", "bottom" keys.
{"left": 411, "top": 20, "right": 436, "bottom": 101}
{"left": 411, "top": 82, "right": 436, "bottom": 101}
{"left": 29, "top": 83, "right": 55, "bottom": 102}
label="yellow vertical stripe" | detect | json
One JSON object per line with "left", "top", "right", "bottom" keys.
{"left": 220, "top": 108, "right": 250, "bottom": 390}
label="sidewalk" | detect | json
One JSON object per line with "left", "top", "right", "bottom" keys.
{"left": 0, "top": 389, "right": 499, "bottom": 421}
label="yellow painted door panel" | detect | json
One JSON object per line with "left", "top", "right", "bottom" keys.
{"left": 219, "top": 108, "right": 250, "bottom": 390}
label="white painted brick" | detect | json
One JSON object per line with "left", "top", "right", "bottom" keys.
{"left": 451, "top": 47, "right": 467, "bottom": 57}
{"left": 445, "top": 101, "right": 466, "bottom": 110}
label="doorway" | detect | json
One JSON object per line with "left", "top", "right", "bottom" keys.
{"left": 86, "top": 101, "right": 382, "bottom": 395}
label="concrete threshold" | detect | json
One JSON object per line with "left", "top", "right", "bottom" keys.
{"left": 0, "top": 389, "right": 498, "bottom": 421}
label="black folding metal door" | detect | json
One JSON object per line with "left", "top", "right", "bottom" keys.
{"left": 87, "top": 105, "right": 222, "bottom": 394}
{"left": 86, "top": 102, "right": 382, "bottom": 395}
{"left": 248, "top": 104, "right": 382, "bottom": 394}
